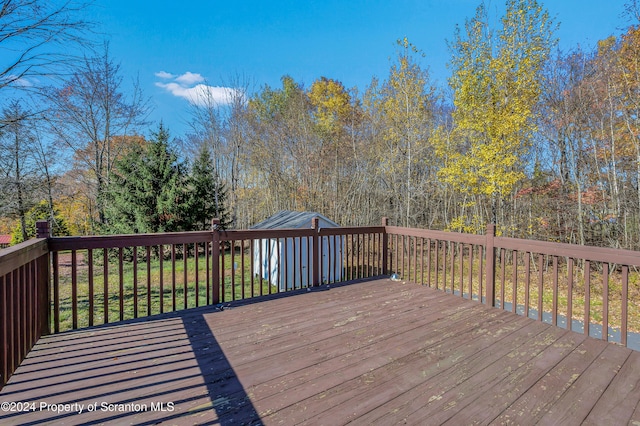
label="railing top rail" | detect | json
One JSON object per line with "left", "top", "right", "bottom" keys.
{"left": 219, "top": 228, "right": 315, "bottom": 240}
{"left": 495, "top": 236, "right": 640, "bottom": 266}
{"left": 220, "top": 226, "right": 386, "bottom": 240}
{"left": 49, "top": 231, "right": 213, "bottom": 251}
{"left": 385, "top": 226, "right": 486, "bottom": 245}
{"left": 319, "top": 226, "right": 385, "bottom": 236}
{"left": 386, "top": 225, "right": 640, "bottom": 266}
{"left": 12, "top": 221, "right": 640, "bottom": 267}
{"left": 47, "top": 225, "right": 389, "bottom": 251}
{"left": 0, "top": 238, "right": 48, "bottom": 276}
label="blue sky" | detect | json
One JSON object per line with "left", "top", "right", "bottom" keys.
{"left": 91, "top": 0, "right": 630, "bottom": 138}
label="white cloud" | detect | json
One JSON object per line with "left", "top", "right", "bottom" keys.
{"left": 2, "top": 75, "right": 35, "bottom": 87}
{"left": 155, "top": 71, "right": 175, "bottom": 79}
{"left": 175, "top": 71, "right": 205, "bottom": 86}
{"left": 155, "top": 71, "right": 238, "bottom": 106}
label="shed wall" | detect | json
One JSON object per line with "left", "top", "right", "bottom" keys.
{"left": 253, "top": 236, "right": 344, "bottom": 290}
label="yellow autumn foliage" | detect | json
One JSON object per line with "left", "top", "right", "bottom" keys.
{"left": 308, "top": 77, "right": 351, "bottom": 136}
{"left": 439, "top": 0, "right": 555, "bottom": 203}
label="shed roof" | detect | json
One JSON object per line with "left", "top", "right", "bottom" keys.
{"left": 0, "top": 235, "right": 11, "bottom": 245}
{"left": 250, "top": 210, "right": 339, "bottom": 230}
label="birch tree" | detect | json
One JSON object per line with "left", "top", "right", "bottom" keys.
{"left": 439, "top": 0, "right": 556, "bottom": 230}
{"left": 365, "top": 38, "right": 437, "bottom": 226}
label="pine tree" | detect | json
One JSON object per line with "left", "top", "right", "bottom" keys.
{"left": 186, "top": 145, "right": 230, "bottom": 230}
{"left": 104, "top": 123, "right": 187, "bottom": 234}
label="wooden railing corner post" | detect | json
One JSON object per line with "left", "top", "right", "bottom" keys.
{"left": 312, "top": 217, "right": 320, "bottom": 287}
{"left": 485, "top": 223, "right": 497, "bottom": 307}
{"left": 382, "top": 217, "right": 389, "bottom": 275}
{"left": 36, "top": 220, "right": 50, "bottom": 239}
{"left": 211, "top": 218, "right": 221, "bottom": 304}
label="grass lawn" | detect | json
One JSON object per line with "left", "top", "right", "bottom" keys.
{"left": 53, "top": 247, "right": 276, "bottom": 332}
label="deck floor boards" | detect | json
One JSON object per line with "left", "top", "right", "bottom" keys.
{"left": 1, "top": 278, "right": 639, "bottom": 425}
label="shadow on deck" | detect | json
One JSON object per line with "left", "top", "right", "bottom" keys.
{"left": 1, "top": 278, "right": 640, "bottom": 425}
{"left": 0, "top": 300, "right": 263, "bottom": 424}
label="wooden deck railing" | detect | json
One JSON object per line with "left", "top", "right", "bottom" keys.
{"left": 43, "top": 219, "right": 385, "bottom": 334}
{"left": 0, "top": 222, "right": 50, "bottom": 389}
{"left": 3, "top": 217, "right": 640, "bottom": 389}
{"left": 387, "top": 223, "right": 640, "bottom": 349}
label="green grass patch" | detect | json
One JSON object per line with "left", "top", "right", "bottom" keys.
{"left": 53, "top": 247, "right": 276, "bottom": 332}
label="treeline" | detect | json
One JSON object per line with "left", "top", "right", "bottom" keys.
{"left": 195, "top": 2, "right": 640, "bottom": 250}
{"left": 2, "top": 0, "right": 640, "bottom": 251}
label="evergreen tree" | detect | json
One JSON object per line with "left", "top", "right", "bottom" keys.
{"left": 104, "top": 123, "right": 187, "bottom": 234}
{"left": 186, "top": 145, "right": 231, "bottom": 230}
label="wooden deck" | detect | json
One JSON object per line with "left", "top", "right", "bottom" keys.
{"left": 1, "top": 278, "right": 639, "bottom": 425}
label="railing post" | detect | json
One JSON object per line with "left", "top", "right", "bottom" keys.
{"left": 381, "top": 217, "right": 389, "bottom": 275}
{"left": 37, "top": 253, "right": 50, "bottom": 337}
{"left": 36, "top": 220, "right": 50, "bottom": 239}
{"left": 312, "top": 217, "right": 320, "bottom": 287}
{"left": 211, "top": 218, "right": 221, "bottom": 304}
{"left": 485, "top": 223, "right": 496, "bottom": 307}
{"left": 35, "top": 220, "right": 51, "bottom": 336}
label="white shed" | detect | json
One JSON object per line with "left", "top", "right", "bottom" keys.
{"left": 251, "top": 211, "right": 343, "bottom": 291}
